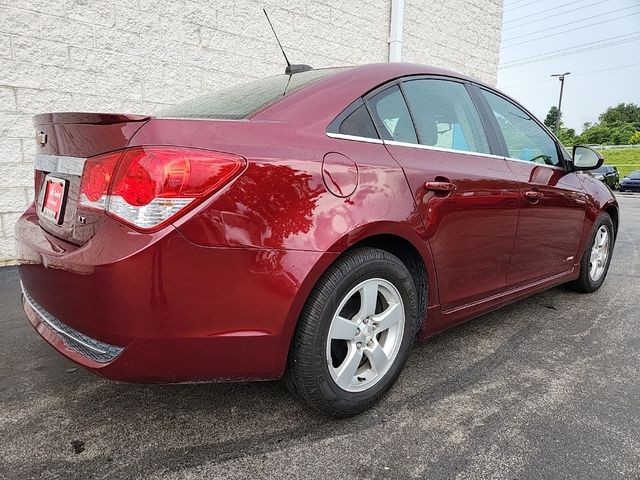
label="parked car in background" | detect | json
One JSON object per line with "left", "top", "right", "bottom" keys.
{"left": 619, "top": 170, "right": 640, "bottom": 192}
{"left": 16, "top": 63, "right": 619, "bottom": 417}
{"left": 592, "top": 165, "right": 619, "bottom": 190}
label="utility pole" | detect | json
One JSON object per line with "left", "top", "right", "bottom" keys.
{"left": 551, "top": 72, "right": 571, "bottom": 135}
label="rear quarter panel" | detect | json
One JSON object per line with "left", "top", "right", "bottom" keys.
{"left": 130, "top": 119, "right": 426, "bottom": 250}
{"left": 130, "top": 118, "right": 439, "bottom": 333}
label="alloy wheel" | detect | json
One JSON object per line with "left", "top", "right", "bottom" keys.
{"left": 326, "top": 278, "right": 405, "bottom": 392}
{"left": 589, "top": 225, "right": 610, "bottom": 281}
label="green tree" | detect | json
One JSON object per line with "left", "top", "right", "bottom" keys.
{"left": 629, "top": 131, "right": 640, "bottom": 145}
{"left": 609, "top": 123, "right": 636, "bottom": 145}
{"left": 599, "top": 103, "right": 640, "bottom": 127}
{"left": 557, "top": 127, "right": 576, "bottom": 146}
{"left": 576, "top": 124, "right": 611, "bottom": 145}
{"left": 544, "top": 106, "right": 561, "bottom": 130}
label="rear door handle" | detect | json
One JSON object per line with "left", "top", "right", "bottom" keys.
{"left": 524, "top": 190, "right": 544, "bottom": 202}
{"left": 425, "top": 181, "right": 457, "bottom": 192}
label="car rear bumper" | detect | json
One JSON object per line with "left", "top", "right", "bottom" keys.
{"left": 16, "top": 206, "right": 333, "bottom": 382}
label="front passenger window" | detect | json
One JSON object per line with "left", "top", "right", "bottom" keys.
{"left": 481, "top": 89, "right": 560, "bottom": 166}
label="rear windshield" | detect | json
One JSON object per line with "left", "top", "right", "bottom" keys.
{"left": 158, "top": 68, "right": 346, "bottom": 120}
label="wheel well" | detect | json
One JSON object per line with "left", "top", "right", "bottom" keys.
{"left": 605, "top": 205, "right": 619, "bottom": 237}
{"left": 348, "top": 234, "right": 428, "bottom": 327}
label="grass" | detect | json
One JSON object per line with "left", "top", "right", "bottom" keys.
{"left": 596, "top": 148, "right": 640, "bottom": 178}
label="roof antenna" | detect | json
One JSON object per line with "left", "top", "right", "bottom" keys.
{"left": 263, "top": 8, "right": 312, "bottom": 75}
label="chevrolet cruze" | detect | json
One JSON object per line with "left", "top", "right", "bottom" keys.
{"left": 16, "top": 63, "right": 618, "bottom": 417}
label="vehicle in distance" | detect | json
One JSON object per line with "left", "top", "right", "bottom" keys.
{"left": 17, "top": 63, "right": 618, "bottom": 417}
{"left": 619, "top": 170, "right": 640, "bottom": 192}
{"left": 591, "top": 164, "right": 619, "bottom": 190}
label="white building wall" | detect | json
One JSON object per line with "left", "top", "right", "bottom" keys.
{"left": 0, "top": 0, "right": 502, "bottom": 264}
{"left": 403, "top": 0, "right": 502, "bottom": 83}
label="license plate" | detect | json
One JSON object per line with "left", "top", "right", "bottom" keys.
{"left": 41, "top": 177, "right": 68, "bottom": 224}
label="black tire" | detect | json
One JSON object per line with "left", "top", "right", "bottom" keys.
{"left": 284, "top": 247, "right": 420, "bottom": 417}
{"left": 566, "top": 213, "right": 615, "bottom": 293}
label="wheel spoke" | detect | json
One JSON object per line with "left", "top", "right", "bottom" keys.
{"left": 589, "top": 226, "right": 610, "bottom": 281}
{"left": 598, "top": 229, "right": 608, "bottom": 247}
{"left": 359, "top": 281, "right": 379, "bottom": 317}
{"left": 594, "top": 229, "right": 603, "bottom": 247}
{"left": 335, "top": 347, "right": 363, "bottom": 389}
{"left": 329, "top": 316, "right": 358, "bottom": 341}
{"left": 365, "top": 342, "right": 389, "bottom": 374}
{"left": 373, "top": 302, "right": 402, "bottom": 332}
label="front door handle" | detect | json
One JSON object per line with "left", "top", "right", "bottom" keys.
{"left": 425, "top": 181, "right": 457, "bottom": 192}
{"left": 524, "top": 190, "right": 544, "bottom": 203}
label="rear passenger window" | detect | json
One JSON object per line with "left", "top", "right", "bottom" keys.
{"left": 368, "top": 85, "right": 418, "bottom": 144}
{"left": 338, "top": 104, "right": 378, "bottom": 139}
{"left": 481, "top": 89, "right": 560, "bottom": 166}
{"left": 402, "top": 79, "right": 490, "bottom": 154}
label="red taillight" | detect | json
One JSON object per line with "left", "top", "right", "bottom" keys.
{"left": 79, "top": 147, "right": 245, "bottom": 230}
{"left": 79, "top": 152, "right": 120, "bottom": 205}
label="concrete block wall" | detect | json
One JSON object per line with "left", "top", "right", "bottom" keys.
{"left": 0, "top": 0, "right": 502, "bottom": 264}
{"left": 403, "top": 0, "right": 502, "bottom": 83}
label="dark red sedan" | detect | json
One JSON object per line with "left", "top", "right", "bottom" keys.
{"left": 17, "top": 63, "right": 617, "bottom": 417}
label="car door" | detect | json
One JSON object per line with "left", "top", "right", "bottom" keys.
{"left": 365, "top": 78, "right": 520, "bottom": 311}
{"left": 477, "top": 88, "right": 589, "bottom": 287}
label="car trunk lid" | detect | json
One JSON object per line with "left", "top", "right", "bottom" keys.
{"left": 32, "top": 112, "right": 151, "bottom": 245}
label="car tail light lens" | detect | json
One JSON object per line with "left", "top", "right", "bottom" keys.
{"left": 79, "top": 152, "right": 120, "bottom": 210}
{"left": 79, "top": 147, "right": 245, "bottom": 230}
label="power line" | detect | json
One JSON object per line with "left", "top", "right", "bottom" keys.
{"left": 502, "top": 4, "right": 640, "bottom": 43}
{"left": 502, "top": 11, "right": 640, "bottom": 48}
{"left": 500, "top": 32, "right": 640, "bottom": 68}
{"left": 504, "top": 0, "right": 535, "bottom": 8}
{"left": 504, "top": 0, "right": 610, "bottom": 30}
{"left": 504, "top": 0, "right": 595, "bottom": 24}
{"left": 500, "top": 36, "right": 640, "bottom": 69}
{"left": 501, "top": 62, "right": 640, "bottom": 89}
{"left": 573, "top": 61, "right": 640, "bottom": 78}
{"left": 501, "top": 32, "right": 640, "bottom": 65}
{"left": 504, "top": 0, "right": 551, "bottom": 13}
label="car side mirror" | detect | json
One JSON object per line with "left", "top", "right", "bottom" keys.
{"left": 572, "top": 145, "right": 604, "bottom": 171}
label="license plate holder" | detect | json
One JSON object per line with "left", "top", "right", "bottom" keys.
{"left": 41, "top": 176, "right": 68, "bottom": 225}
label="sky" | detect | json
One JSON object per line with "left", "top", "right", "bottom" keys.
{"left": 497, "top": 0, "right": 640, "bottom": 133}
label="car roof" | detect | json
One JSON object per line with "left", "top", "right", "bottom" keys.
{"left": 252, "top": 63, "right": 501, "bottom": 126}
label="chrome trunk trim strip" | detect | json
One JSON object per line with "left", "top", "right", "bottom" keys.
{"left": 33, "top": 154, "right": 86, "bottom": 176}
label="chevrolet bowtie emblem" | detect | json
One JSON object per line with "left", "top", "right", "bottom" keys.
{"left": 35, "top": 131, "right": 47, "bottom": 147}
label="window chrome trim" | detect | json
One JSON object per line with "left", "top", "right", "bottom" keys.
{"left": 383, "top": 139, "right": 505, "bottom": 161}
{"left": 325, "top": 133, "right": 567, "bottom": 171}
{"left": 503, "top": 156, "right": 566, "bottom": 170}
{"left": 33, "top": 154, "right": 86, "bottom": 176}
{"left": 325, "top": 132, "right": 384, "bottom": 144}
{"left": 384, "top": 140, "right": 566, "bottom": 170}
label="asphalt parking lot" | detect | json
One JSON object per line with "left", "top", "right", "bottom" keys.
{"left": 1, "top": 194, "right": 639, "bottom": 480}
